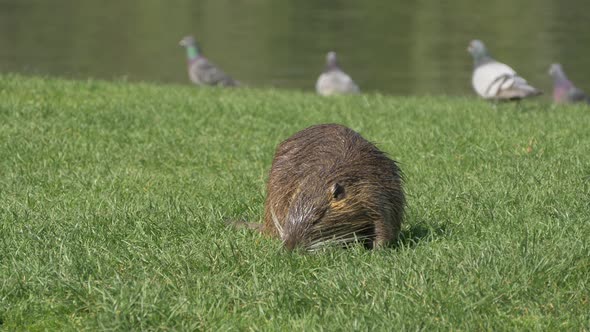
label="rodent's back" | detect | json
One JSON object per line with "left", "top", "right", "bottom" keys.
{"left": 263, "top": 124, "right": 404, "bottom": 250}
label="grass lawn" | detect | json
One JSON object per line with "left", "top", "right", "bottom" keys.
{"left": 1, "top": 74, "right": 589, "bottom": 330}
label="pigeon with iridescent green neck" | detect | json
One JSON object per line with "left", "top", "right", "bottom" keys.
{"left": 467, "top": 40, "right": 541, "bottom": 101}
{"left": 548, "top": 63, "right": 590, "bottom": 104}
{"left": 316, "top": 51, "right": 360, "bottom": 96}
{"left": 179, "top": 36, "right": 238, "bottom": 87}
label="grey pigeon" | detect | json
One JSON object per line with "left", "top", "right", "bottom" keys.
{"left": 548, "top": 63, "right": 590, "bottom": 104}
{"left": 179, "top": 36, "right": 238, "bottom": 87}
{"left": 315, "top": 51, "right": 360, "bottom": 96}
{"left": 467, "top": 40, "right": 541, "bottom": 101}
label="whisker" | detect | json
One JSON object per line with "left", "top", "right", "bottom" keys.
{"left": 307, "top": 235, "right": 374, "bottom": 251}
{"left": 312, "top": 222, "right": 373, "bottom": 234}
{"left": 323, "top": 231, "right": 373, "bottom": 243}
{"left": 310, "top": 234, "right": 373, "bottom": 246}
{"left": 270, "top": 206, "right": 284, "bottom": 239}
{"left": 309, "top": 222, "right": 374, "bottom": 241}
{"left": 307, "top": 228, "right": 375, "bottom": 248}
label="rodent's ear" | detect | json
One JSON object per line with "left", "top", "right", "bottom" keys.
{"left": 331, "top": 183, "right": 346, "bottom": 200}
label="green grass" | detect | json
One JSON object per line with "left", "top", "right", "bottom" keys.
{"left": 1, "top": 74, "right": 589, "bottom": 331}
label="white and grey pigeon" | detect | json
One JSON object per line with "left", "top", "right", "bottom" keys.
{"left": 315, "top": 51, "right": 360, "bottom": 96}
{"left": 179, "top": 36, "right": 238, "bottom": 87}
{"left": 467, "top": 40, "right": 541, "bottom": 101}
{"left": 548, "top": 63, "right": 590, "bottom": 104}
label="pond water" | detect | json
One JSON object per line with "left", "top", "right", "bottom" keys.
{"left": 1, "top": 0, "right": 589, "bottom": 96}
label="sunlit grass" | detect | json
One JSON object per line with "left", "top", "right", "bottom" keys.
{"left": 1, "top": 74, "right": 589, "bottom": 330}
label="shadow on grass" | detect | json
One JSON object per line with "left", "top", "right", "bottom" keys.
{"left": 396, "top": 221, "right": 447, "bottom": 249}
{"left": 491, "top": 101, "right": 552, "bottom": 113}
{"left": 223, "top": 215, "right": 449, "bottom": 251}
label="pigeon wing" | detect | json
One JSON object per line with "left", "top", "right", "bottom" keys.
{"left": 192, "top": 58, "right": 237, "bottom": 86}
{"left": 472, "top": 62, "right": 517, "bottom": 99}
{"left": 569, "top": 87, "right": 590, "bottom": 102}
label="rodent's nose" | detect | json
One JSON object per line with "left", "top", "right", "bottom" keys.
{"left": 284, "top": 237, "right": 298, "bottom": 251}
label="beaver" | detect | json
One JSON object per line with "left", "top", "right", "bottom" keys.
{"left": 255, "top": 123, "right": 405, "bottom": 251}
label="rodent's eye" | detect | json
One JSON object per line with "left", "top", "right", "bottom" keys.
{"left": 331, "top": 183, "right": 346, "bottom": 201}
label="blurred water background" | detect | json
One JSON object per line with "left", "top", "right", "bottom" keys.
{"left": 1, "top": 0, "right": 589, "bottom": 96}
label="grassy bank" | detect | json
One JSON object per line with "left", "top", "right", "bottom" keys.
{"left": 1, "top": 74, "right": 589, "bottom": 330}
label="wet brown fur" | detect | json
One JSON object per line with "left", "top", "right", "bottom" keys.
{"left": 260, "top": 124, "right": 405, "bottom": 250}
